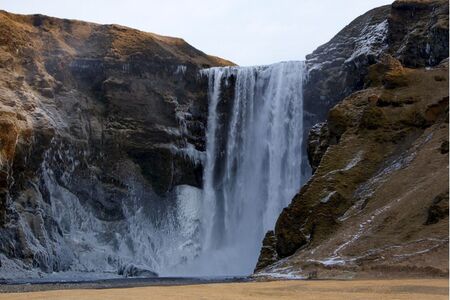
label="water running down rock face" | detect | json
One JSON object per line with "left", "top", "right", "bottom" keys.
{"left": 181, "top": 62, "right": 306, "bottom": 276}
{"left": 20, "top": 62, "right": 308, "bottom": 278}
{"left": 0, "top": 0, "right": 448, "bottom": 281}
{"left": 0, "top": 9, "right": 309, "bottom": 279}
{"left": 0, "top": 10, "right": 233, "bottom": 280}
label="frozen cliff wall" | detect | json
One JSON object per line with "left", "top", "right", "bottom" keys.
{"left": 0, "top": 10, "right": 233, "bottom": 279}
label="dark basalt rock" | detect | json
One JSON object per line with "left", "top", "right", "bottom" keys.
{"left": 440, "top": 140, "right": 449, "bottom": 154}
{"left": 303, "top": 5, "right": 391, "bottom": 127}
{"left": 118, "top": 264, "right": 158, "bottom": 278}
{"left": 254, "top": 230, "right": 278, "bottom": 272}
{"left": 307, "top": 122, "right": 330, "bottom": 173}
{"left": 389, "top": 0, "right": 449, "bottom": 68}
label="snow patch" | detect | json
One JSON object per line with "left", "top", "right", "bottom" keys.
{"left": 320, "top": 191, "right": 336, "bottom": 204}
{"left": 255, "top": 265, "right": 305, "bottom": 280}
{"left": 254, "top": 271, "right": 305, "bottom": 280}
{"left": 310, "top": 256, "right": 346, "bottom": 266}
{"left": 343, "top": 151, "right": 364, "bottom": 171}
{"left": 344, "top": 20, "right": 388, "bottom": 64}
{"left": 328, "top": 151, "right": 364, "bottom": 177}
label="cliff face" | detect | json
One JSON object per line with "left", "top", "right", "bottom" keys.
{"left": 304, "top": 0, "right": 448, "bottom": 125}
{"left": 1, "top": 0, "right": 448, "bottom": 280}
{"left": 0, "top": 11, "right": 232, "bottom": 278}
{"left": 256, "top": 0, "right": 449, "bottom": 278}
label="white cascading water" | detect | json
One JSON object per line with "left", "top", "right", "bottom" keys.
{"left": 174, "top": 61, "right": 306, "bottom": 276}
{"left": 1, "top": 61, "right": 306, "bottom": 280}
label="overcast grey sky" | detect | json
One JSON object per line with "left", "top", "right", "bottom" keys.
{"left": 0, "top": 0, "right": 392, "bottom": 66}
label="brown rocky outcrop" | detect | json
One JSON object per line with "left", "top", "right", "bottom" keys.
{"left": 255, "top": 54, "right": 449, "bottom": 278}
{"left": 256, "top": 0, "right": 449, "bottom": 276}
{"left": 0, "top": 10, "right": 232, "bottom": 277}
{"left": 254, "top": 231, "right": 278, "bottom": 272}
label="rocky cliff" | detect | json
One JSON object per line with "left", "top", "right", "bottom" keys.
{"left": 304, "top": 0, "right": 448, "bottom": 125}
{"left": 0, "top": 10, "right": 232, "bottom": 278}
{"left": 1, "top": 0, "right": 448, "bottom": 281}
{"left": 255, "top": 0, "right": 449, "bottom": 278}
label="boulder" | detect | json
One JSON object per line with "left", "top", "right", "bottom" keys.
{"left": 118, "top": 264, "right": 158, "bottom": 278}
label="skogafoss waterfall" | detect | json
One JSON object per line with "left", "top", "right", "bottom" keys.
{"left": 0, "top": 61, "right": 306, "bottom": 280}
{"left": 182, "top": 61, "right": 306, "bottom": 276}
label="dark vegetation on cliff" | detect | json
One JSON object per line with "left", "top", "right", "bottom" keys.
{"left": 255, "top": 0, "right": 449, "bottom": 278}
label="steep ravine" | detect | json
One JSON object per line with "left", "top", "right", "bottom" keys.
{"left": 255, "top": 0, "right": 449, "bottom": 279}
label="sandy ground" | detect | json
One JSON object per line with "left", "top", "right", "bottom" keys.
{"left": 0, "top": 279, "right": 448, "bottom": 300}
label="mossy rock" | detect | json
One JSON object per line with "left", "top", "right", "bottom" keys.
{"left": 359, "top": 106, "right": 386, "bottom": 130}
{"left": 383, "top": 70, "right": 409, "bottom": 89}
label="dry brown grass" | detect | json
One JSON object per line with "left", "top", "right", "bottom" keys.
{"left": 0, "top": 279, "right": 448, "bottom": 300}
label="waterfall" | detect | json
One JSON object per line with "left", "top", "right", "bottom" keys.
{"left": 0, "top": 62, "right": 306, "bottom": 280}
{"left": 176, "top": 61, "right": 306, "bottom": 276}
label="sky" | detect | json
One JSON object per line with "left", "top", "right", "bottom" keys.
{"left": 0, "top": 0, "right": 393, "bottom": 66}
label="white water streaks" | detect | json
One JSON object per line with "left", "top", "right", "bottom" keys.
{"left": 188, "top": 61, "right": 306, "bottom": 276}
{"left": 0, "top": 62, "right": 307, "bottom": 280}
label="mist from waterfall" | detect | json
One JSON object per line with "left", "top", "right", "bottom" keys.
{"left": 173, "top": 61, "right": 306, "bottom": 276}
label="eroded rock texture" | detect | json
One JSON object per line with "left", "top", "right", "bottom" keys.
{"left": 0, "top": 10, "right": 232, "bottom": 278}
{"left": 256, "top": 55, "right": 449, "bottom": 279}
{"left": 303, "top": 0, "right": 448, "bottom": 125}
{"left": 256, "top": 0, "right": 449, "bottom": 279}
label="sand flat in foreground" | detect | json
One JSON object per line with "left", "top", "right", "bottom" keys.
{"left": 0, "top": 279, "right": 448, "bottom": 300}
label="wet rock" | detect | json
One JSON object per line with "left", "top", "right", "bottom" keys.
{"left": 254, "top": 231, "right": 278, "bottom": 272}
{"left": 118, "top": 264, "right": 158, "bottom": 278}
{"left": 307, "top": 122, "right": 330, "bottom": 173}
